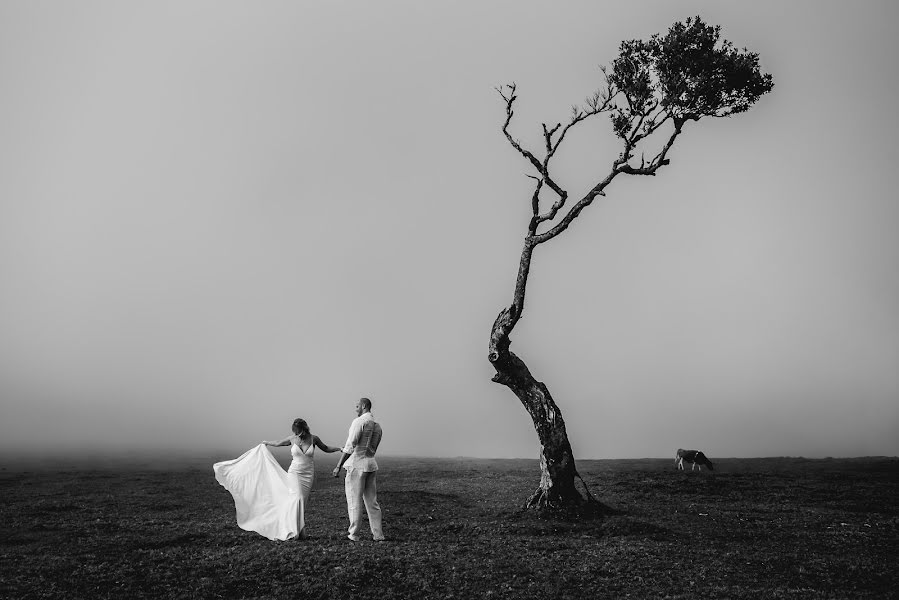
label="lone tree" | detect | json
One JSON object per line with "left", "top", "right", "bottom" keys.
{"left": 489, "top": 17, "right": 773, "bottom": 509}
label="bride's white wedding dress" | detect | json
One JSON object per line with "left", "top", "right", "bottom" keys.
{"left": 213, "top": 442, "right": 315, "bottom": 541}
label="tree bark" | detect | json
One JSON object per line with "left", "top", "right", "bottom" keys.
{"left": 488, "top": 240, "right": 588, "bottom": 509}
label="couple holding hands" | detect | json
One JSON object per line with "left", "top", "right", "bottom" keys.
{"left": 214, "top": 397, "right": 384, "bottom": 542}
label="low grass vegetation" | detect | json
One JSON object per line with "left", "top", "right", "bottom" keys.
{"left": 1, "top": 455, "right": 897, "bottom": 599}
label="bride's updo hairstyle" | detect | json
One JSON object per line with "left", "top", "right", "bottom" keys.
{"left": 292, "top": 418, "right": 310, "bottom": 438}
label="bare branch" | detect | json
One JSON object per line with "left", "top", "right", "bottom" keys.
{"left": 497, "top": 83, "right": 571, "bottom": 223}
{"left": 534, "top": 189, "right": 569, "bottom": 227}
{"left": 532, "top": 174, "right": 614, "bottom": 245}
{"left": 498, "top": 78, "right": 618, "bottom": 236}
{"left": 532, "top": 114, "right": 685, "bottom": 245}
{"left": 528, "top": 177, "right": 543, "bottom": 227}
{"left": 498, "top": 83, "right": 543, "bottom": 173}
{"left": 549, "top": 81, "right": 616, "bottom": 159}
{"left": 616, "top": 118, "right": 684, "bottom": 176}
{"left": 543, "top": 122, "right": 562, "bottom": 151}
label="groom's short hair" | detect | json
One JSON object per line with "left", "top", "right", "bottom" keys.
{"left": 360, "top": 397, "right": 372, "bottom": 411}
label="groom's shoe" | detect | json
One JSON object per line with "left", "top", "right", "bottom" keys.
{"left": 347, "top": 535, "right": 361, "bottom": 542}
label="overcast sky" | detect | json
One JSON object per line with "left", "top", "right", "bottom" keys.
{"left": 1, "top": 1, "right": 897, "bottom": 460}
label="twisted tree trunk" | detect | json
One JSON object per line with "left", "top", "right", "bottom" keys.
{"left": 488, "top": 241, "right": 590, "bottom": 509}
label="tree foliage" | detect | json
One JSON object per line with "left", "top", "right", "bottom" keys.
{"left": 610, "top": 16, "right": 773, "bottom": 141}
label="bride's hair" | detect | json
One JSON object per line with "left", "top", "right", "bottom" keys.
{"left": 292, "top": 418, "right": 310, "bottom": 438}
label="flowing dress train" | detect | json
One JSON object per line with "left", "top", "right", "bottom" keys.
{"left": 213, "top": 442, "right": 314, "bottom": 541}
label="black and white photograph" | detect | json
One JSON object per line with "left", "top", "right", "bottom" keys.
{"left": 1, "top": 1, "right": 897, "bottom": 598}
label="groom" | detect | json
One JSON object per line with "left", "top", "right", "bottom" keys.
{"left": 332, "top": 397, "right": 384, "bottom": 541}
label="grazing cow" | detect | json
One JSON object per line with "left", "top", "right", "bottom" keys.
{"left": 675, "top": 448, "right": 714, "bottom": 471}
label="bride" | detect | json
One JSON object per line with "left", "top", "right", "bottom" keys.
{"left": 214, "top": 418, "right": 340, "bottom": 541}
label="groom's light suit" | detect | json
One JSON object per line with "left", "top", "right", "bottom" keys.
{"left": 341, "top": 412, "right": 384, "bottom": 540}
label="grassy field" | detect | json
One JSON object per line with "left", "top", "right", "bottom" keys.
{"left": 1, "top": 454, "right": 897, "bottom": 599}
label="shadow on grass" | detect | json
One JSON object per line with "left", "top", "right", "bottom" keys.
{"left": 499, "top": 500, "right": 673, "bottom": 541}
{"left": 380, "top": 484, "right": 675, "bottom": 542}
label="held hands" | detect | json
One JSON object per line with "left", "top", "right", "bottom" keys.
{"left": 332, "top": 466, "right": 341, "bottom": 478}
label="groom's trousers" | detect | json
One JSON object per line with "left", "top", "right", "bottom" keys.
{"left": 344, "top": 468, "right": 384, "bottom": 540}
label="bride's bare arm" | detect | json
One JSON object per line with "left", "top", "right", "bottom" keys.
{"left": 313, "top": 435, "right": 340, "bottom": 453}
{"left": 262, "top": 436, "right": 293, "bottom": 447}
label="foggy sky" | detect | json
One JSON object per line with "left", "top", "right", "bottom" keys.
{"left": 1, "top": 1, "right": 897, "bottom": 460}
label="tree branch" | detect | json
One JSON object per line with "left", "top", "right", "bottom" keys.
{"left": 498, "top": 81, "right": 616, "bottom": 236}
{"left": 534, "top": 191, "right": 568, "bottom": 227}
{"left": 498, "top": 84, "right": 570, "bottom": 209}
{"left": 497, "top": 84, "right": 543, "bottom": 174}
{"left": 527, "top": 176, "right": 543, "bottom": 234}
{"left": 497, "top": 75, "right": 688, "bottom": 246}
{"left": 548, "top": 83, "right": 614, "bottom": 160}
{"left": 532, "top": 173, "right": 616, "bottom": 244}
{"left": 532, "top": 115, "right": 685, "bottom": 244}
{"left": 616, "top": 117, "right": 684, "bottom": 176}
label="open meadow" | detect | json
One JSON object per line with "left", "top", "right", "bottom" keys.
{"left": 1, "top": 455, "right": 897, "bottom": 599}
